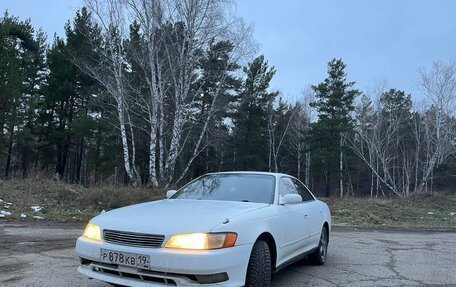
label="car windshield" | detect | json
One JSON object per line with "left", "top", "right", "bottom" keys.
{"left": 172, "top": 174, "right": 275, "bottom": 204}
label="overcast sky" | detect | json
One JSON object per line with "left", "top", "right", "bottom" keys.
{"left": 1, "top": 0, "right": 455, "bottom": 101}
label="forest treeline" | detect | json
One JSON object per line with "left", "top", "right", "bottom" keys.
{"left": 1, "top": 0, "right": 455, "bottom": 197}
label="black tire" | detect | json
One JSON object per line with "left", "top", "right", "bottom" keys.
{"left": 245, "top": 240, "right": 272, "bottom": 287}
{"left": 309, "top": 226, "right": 329, "bottom": 265}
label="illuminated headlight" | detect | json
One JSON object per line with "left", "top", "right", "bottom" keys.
{"left": 164, "top": 233, "right": 237, "bottom": 250}
{"left": 83, "top": 223, "right": 102, "bottom": 241}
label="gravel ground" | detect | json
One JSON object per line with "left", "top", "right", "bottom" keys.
{"left": 0, "top": 222, "right": 455, "bottom": 287}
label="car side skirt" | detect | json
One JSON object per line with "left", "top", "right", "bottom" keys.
{"left": 275, "top": 247, "right": 318, "bottom": 273}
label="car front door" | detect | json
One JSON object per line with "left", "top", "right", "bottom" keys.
{"left": 278, "top": 177, "right": 309, "bottom": 261}
{"left": 292, "top": 178, "right": 323, "bottom": 249}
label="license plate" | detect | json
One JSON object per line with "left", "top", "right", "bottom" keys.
{"left": 100, "top": 249, "right": 150, "bottom": 268}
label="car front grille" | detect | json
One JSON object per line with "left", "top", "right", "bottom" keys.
{"left": 103, "top": 229, "right": 165, "bottom": 248}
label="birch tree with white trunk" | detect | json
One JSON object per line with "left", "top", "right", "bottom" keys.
{"left": 419, "top": 61, "right": 456, "bottom": 191}
{"left": 81, "top": 0, "right": 253, "bottom": 186}
{"left": 267, "top": 98, "right": 298, "bottom": 172}
{"left": 159, "top": 0, "right": 253, "bottom": 184}
{"left": 351, "top": 92, "right": 406, "bottom": 197}
{"left": 136, "top": 0, "right": 253, "bottom": 184}
{"left": 287, "top": 100, "right": 311, "bottom": 182}
{"left": 122, "top": 0, "right": 166, "bottom": 187}
{"left": 75, "top": 0, "right": 141, "bottom": 185}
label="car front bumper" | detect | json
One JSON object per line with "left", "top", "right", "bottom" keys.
{"left": 75, "top": 236, "right": 253, "bottom": 287}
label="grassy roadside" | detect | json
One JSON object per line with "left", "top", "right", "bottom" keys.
{"left": 323, "top": 193, "right": 456, "bottom": 228}
{"left": 0, "top": 179, "right": 164, "bottom": 222}
{"left": 1, "top": 179, "right": 455, "bottom": 228}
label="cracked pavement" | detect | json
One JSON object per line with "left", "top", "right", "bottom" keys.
{"left": 0, "top": 222, "right": 455, "bottom": 286}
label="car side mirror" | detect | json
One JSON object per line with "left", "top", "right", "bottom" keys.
{"left": 280, "top": 194, "right": 302, "bottom": 205}
{"left": 166, "top": 190, "right": 178, "bottom": 199}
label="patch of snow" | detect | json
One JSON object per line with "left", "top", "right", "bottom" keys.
{"left": 0, "top": 214, "right": 4, "bottom": 218}
{"left": 31, "top": 205, "right": 43, "bottom": 212}
{"left": 20, "top": 213, "right": 27, "bottom": 218}
{"left": 0, "top": 199, "right": 3, "bottom": 203}
{"left": 3, "top": 202, "right": 12, "bottom": 209}
{"left": 427, "top": 212, "right": 434, "bottom": 215}
{"left": 33, "top": 216, "right": 44, "bottom": 220}
{"left": 101, "top": 210, "right": 106, "bottom": 214}
{"left": 0, "top": 210, "right": 12, "bottom": 216}
{"left": 449, "top": 212, "right": 455, "bottom": 216}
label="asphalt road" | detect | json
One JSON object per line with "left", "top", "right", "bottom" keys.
{"left": 0, "top": 222, "right": 455, "bottom": 287}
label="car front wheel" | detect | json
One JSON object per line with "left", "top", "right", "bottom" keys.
{"left": 309, "top": 226, "right": 328, "bottom": 265}
{"left": 245, "top": 240, "right": 271, "bottom": 287}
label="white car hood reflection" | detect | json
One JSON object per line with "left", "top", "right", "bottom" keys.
{"left": 91, "top": 199, "right": 269, "bottom": 236}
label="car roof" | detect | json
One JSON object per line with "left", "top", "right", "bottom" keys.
{"left": 205, "top": 171, "right": 291, "bottom": 178}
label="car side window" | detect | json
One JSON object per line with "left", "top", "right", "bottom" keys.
{"left": 279, "top": 177, "right": 298, "bottom": 197}
{"left": 292, "top": 179, "right": 315, "bottom": 202}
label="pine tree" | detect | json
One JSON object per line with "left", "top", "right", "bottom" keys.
{"left": 188, "top": 40, "right": 241, "bottom": 175}
{"left": 310, "top": 58, "right": 360, "bottom": 197}
{"left": 16, "top": 28, "right": 47, "bottom": 178}
{"left": 43, "top": 8, "right": 103, "bottom": 182}
{"left": 232, "top": 55, "right": 277, "bottom": 170}
{"left": 0, "top": 12, "right": 40, "bottom": 178}
{"left": 45, "top": 36, "right": 77, "bottom": 179}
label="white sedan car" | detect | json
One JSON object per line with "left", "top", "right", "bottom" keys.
{"left": 76, "top": 172, "right": 331, "bottom": 287}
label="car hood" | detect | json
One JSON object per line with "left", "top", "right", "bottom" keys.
{"left": 91, "top": 199, "right": 269, "bottom": 237}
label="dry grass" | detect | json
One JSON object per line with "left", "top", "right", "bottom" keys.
{"left": 0, "top": 179, "right": 165, "bottom": 221}
{"left": 324, "top": 192, "right": 456, "bottom": 228}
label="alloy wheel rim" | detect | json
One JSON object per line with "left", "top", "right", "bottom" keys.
{"left": 320, "top": 228, "right": 327, "bottom": 260}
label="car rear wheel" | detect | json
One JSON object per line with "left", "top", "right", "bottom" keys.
{"left": 245, "top": 240, "right": 272, "bottom": 287}
{"left": 309, "top": 226, "right": 328, "bottom": 265}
